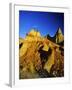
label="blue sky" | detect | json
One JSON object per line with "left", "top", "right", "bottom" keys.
{"left": 19, "top": 10, "right": 64, "bottom": 38}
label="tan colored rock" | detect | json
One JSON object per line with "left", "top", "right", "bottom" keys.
{"left": 19, "top": 29, "right": 64, "bottom": 78}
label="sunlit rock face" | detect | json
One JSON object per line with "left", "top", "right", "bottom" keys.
{"left": 19, "top": 28, "right": 64, "bottom": 79}
{"left": 55, "top": 28, "right": 64, "bottom": 44}
{"left": 46, "top": 27, "right": 64, "bottom": 47}
{"left": 28, "top": 29, "right": 41, "bottom": 37}
{"left": 25, "top": 29, "right": 42, "bottom": 42}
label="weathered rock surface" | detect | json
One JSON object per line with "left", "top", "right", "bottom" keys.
{"left": 19, "top": 29, "right": 64, "bottom": 79}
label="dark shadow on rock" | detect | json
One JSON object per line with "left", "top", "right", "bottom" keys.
{"left": 19, "top": 43, "right": 23, "bottom": 49}
{"left": 38, "top": 46, "right": 52, "bottom": 66}
{"left": 37, "top": 69, "right": 54, "bottom": 78}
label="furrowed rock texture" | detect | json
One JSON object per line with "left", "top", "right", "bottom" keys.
{"left": 19, "top": 29, "right": 64, "bottom": 79}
